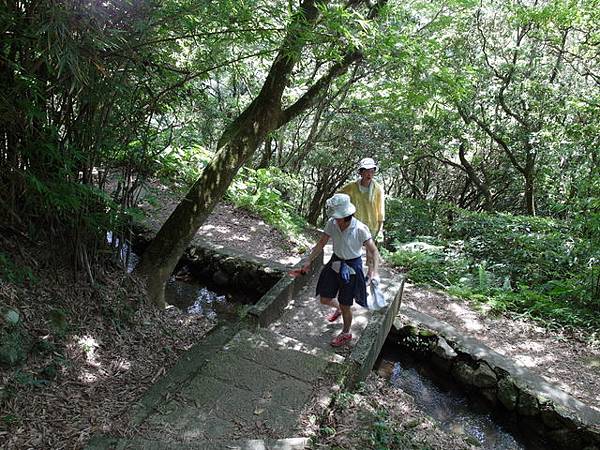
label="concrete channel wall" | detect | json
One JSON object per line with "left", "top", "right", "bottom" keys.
{"left": 181, "top": 242, "right": 285, "bottom": 299}
{"left": 392, "top": 307, "right": 600, "bottom": 450}
{"left": 346, "top": 276, "right": 405, "bottom": 387}
{"left": 246, "top": 250, "right": 323, "bottom": 327}
{"left": 132, "top": 229, "right": 286, "bottom": 300}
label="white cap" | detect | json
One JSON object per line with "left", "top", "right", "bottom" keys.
{"left": 359, "top": 157, "right": 377, "bottom": 170}
{"left": 326, "top": 193, "right": 356, "bottom": 219}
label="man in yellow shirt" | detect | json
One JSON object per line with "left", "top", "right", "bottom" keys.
{"left": 340, "top": 157, "right": 385, "bottom": 241}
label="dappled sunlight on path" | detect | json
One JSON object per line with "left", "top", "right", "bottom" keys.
{"left": 402, "top": 283, "right": 600, "bottom": 412}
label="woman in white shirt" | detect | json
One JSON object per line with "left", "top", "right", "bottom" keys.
{"left": 291, "top": 194, "right": 380, "bottom": 347}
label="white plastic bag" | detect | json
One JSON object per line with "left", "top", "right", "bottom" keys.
{"left": 367, "top": 277, "right": 387, "bottom": 310}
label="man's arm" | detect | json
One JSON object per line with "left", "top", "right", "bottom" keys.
{"left": 376, "top": 184, "right": 385, "bottom": 237}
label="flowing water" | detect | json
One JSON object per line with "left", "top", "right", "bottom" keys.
{"left": 376, "top": 345, "right": 548, "bottom": 450}
{"left": 164, "top": 278, "right": 240, "bottom": 320}
{"left": 107, "top": 231, "right": 239, "bottom": 319}
{"left": 106, "top": 231, "right": 139, "bottom": 272}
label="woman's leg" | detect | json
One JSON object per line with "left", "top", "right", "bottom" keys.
{"left": 320, "top": 296, "right": 340, "bottom": 309}
{"left": 339, "top": 304, "right": 352, "bottom": 333}
{"left": 320, "top": 296, "right": 342, "bottom": 321}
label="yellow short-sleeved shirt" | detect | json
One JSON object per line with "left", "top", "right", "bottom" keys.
{"left": 340, "top": 180, "right": 385, "bottom": 236}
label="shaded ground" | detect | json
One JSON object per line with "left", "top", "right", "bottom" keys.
{"left": 0, "top": 257, "right": 215, "bottom": 450}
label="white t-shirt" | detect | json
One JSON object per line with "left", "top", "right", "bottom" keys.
{"left": 324, "top": 217, "right": 372, "bottom": 260}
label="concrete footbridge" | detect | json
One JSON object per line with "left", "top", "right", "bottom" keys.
{"left": 88, "top": 249, "right": 405, "bottom": 449}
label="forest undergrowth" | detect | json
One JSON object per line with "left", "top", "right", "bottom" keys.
{"left": 384, "top": 198, "right": 600, "bottom": 344}
{"left": 0, "top": 237, "right": 214, "bottom": 449}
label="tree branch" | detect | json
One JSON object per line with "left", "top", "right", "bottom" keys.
{"left": 278, "top": 51, "right": 362, "bottom": 126}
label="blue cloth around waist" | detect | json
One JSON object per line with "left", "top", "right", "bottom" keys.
{"left": 329, "top": 254, "right": 368, "bottom": 307}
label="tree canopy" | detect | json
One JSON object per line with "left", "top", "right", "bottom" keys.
{"left": 1, "top": 0, "right": 598, "bottom": 304}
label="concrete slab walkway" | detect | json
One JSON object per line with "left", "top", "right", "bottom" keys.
{"left": 87, "top": 255, "right": 405, "bottom": 449}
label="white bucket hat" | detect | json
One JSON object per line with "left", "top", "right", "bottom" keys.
{"left": 326, "top": 193, "right": 356, "bottom": 219}
{"left": 358, "top": 157, "right": 377, "bottom": 171}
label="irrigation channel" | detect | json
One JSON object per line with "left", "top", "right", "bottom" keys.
{"left": 376, "top": 342, "right": 549, "bottom": 449}
{"left": 108, "top": 233, "right": 253, "bottom": 321}
{"left": 160, "top": 266, "right": 546, "bottom": 448}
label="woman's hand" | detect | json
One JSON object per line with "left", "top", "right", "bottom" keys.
{"left": 366, "top": 270, "right": 379, "bottom": 284}
{"left": 289, "top": 261, "right": 310, "bottom": 278}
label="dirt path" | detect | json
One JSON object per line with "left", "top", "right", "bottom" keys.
{"left": 402, "top": 283, "right": 600, "bottom": 412}
{"left": 138, "top": 182, "right": 307, "bottom": 266}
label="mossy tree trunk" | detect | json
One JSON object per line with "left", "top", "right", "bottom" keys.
{"left": 135, "top": 0, "right": 365, "bottom": 306}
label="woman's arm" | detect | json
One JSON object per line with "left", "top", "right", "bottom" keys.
{"left": 364, "top": 238, "right": 380, "bottom": 280}
{"left": 289, "top": 233, "right": 330, "bottom": 277}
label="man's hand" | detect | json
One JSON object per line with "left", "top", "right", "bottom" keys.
{"left": 375, "top": 224, "right": 384, "bottom": 243}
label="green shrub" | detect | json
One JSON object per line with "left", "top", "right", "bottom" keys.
{"left": 0, "top": 315, "right": 30, "bottom": 368}
{"left": 226, "top": 166, "right": 307, "bottom": 239}
{"left": 384, "top": 196, "right": 599, "bottom": 333}
{"left": 386, "top": 197, "right": 456, "bottom": 245}
{"left": 386, "top": 196, "right": 594, "bottom": 297}
{"left": 155, "top": 145, "right": 213, "bottom": 187}
{"left": 384, "top": 246, "right": 471, "bottom": 287}
{"left": 0, "top": 252, "right": 36, "bottom": 285}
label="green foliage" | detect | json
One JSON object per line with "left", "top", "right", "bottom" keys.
{"left": 333, "top": 391, "right": 356, "bottom": 409}
{"left": 319, "top": 425, "right": 337, "bottom": 437}
{"left": 12, "top": 370, "right": 50, "bottom": 387}
{"left": 385, "top": 196, "right": 600, "bottom": 332}
{"left": 0, "top": 252, "right": 36, "bottom": 285}
{"left": 386, "top": 197, "right": 455, "bottom": 244}
{"left": 367, "top": 408, "right": 425, "bottom": 450}
{"left": 47, "top": 309, "right": 70, "bottom": 338}
{"left": 384, "top": 247, "right": 469, "bottom": 287}
{"left": 226, "top": 167, "right": 307, "bottom": 238}
{"left": 1, "top": 306, "right": 30, "bottom": 368}
{"left": 2, "top": 414, "right": 21, "bottom": 427}
{"left": 0, "top": 333, "right": 26, "bottom": 367}
{"left": 156, "top": 145, "right": 213, "bottom": 187}
{"left": 386, "top": 197, "right": 593, "bottom": 290}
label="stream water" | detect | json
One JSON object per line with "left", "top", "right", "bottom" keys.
{"left": 107, "top": 231, "right": 239, "bottom": 319}
{"left": 106, "top": 231, "right": 139, "bottom": 273}
{"left": 376, "top": 344, "right": 548, "bottom": 450}
{"left": 164, "top": 278, "right": 240, "bottom": 320}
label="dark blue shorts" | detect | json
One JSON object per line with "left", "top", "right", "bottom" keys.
{"left": 315, "top": 266, "right": 357, "bottom": 306}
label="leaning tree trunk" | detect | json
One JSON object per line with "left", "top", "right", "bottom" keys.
{"left": 523, "top": 142, "right": 536, "bottom": 216}
{"left": 135, "top": 0, "right": 366, "bottom": 306}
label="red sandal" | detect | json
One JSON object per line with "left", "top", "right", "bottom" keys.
{"left": 330, "top": 332, "right": 352, "bottom": 347}
{"left": 326, "top": 309, "right": 342, "bottom": 322}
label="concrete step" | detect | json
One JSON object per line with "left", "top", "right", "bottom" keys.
{"left": 88, "top": 436, "right": 309, "bottom": 450}
{"left": 87, "top": 327, "right": 344, "bottom": 449}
